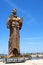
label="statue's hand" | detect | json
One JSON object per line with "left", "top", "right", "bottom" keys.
{"left": 21, "top": 17, "right": 23, "bottom": 21}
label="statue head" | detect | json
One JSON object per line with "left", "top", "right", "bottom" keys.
{"left": 12, "top": 9, "right": 17, "bottom": 15}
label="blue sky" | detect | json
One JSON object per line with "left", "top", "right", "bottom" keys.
{"left": 0, "top": 0, "right": 43, "bottom": 54}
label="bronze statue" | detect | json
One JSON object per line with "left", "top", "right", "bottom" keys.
{"left": 7, "top": 9, "right": 23, "bottom": 57}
